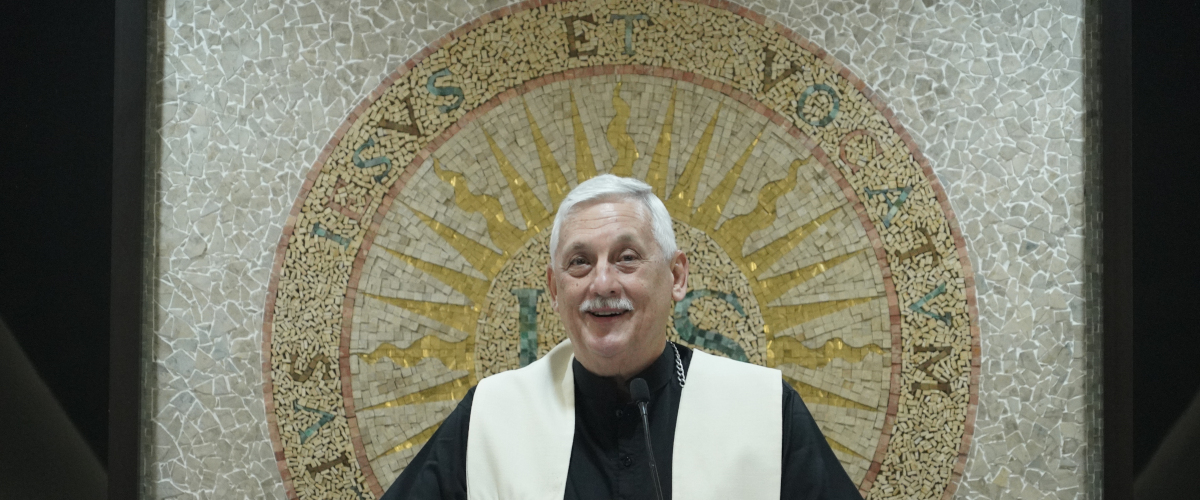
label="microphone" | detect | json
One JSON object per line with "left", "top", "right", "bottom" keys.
{"left": 629, "top": 378, "right": 665, "bottom": 500}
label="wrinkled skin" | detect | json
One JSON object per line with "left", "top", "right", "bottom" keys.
{"left": 547, "top": 198, "right": 688, "bottom": 386}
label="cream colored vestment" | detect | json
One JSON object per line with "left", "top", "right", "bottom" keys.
{"left": 467, "top": 339, "right": 782, "bottom": 500}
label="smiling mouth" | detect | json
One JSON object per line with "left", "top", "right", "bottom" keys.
{"left": 580, "top": 297, "right": 634, "bottom": 318}
{"left": 587, "top": 310, "right": 629, "bottom": 318}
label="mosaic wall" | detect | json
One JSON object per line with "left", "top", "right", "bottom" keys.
{"left": 146, "top": 0, "right": 1092, "bottom": 499}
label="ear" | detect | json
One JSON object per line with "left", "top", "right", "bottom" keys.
{"left": 546, "top": 263, "right": 558, "bottom": 308}
{"left": 669, "top": 251, "right": 689, "bottom": 302}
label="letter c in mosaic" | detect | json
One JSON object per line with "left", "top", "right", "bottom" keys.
{"left": 261, "top": 1, "right": 981, "bottom": 498}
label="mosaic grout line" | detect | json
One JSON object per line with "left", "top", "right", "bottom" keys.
{"left": 149, "top": 0, "right": 1091, "bottom": 499}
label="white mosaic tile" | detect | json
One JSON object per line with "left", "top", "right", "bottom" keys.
{"left": 147, "top": 0, "right": 1092, "bottom": 498}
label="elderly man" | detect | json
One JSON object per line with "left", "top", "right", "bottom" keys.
{"left": 382, "top": 175, "right": 860, "bottom": 500}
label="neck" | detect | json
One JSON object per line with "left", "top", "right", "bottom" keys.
{"left": 577, "top": 338, "right": 667, "bottom": 396}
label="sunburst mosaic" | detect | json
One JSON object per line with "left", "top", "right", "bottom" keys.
{"left": 262, "top": 1, "right": 980, "bottom": 499}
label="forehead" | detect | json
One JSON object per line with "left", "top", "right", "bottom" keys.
{"left": 558, "top": 198, "right": 653, "bottom": 243}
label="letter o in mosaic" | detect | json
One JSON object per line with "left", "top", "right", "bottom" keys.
{"left": 797, "top": 84, "right": 841, "bottom": 128}
{"left": 260, "top": 1, "right": 981, "bottom": 499}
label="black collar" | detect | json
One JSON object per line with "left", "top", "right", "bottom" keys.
{"left": 572, "top": 341, "right": 677, "bottom": 403}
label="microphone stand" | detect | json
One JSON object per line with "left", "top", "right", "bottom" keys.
{"left": 630, "top": 378, "right": 665, "bottom": 500}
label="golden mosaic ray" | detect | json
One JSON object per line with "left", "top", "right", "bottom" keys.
{"left": 358, "top": 376, "right": 474, "bottom": 412}
{"left": 522, "top": 98, "right": 570, "bottom": 208}
{"left": 482, "top": 129, "right": 551, "bottom": 231}
{"left": 355, "top": 336, "right": 475, "bottom": 372}
{"left": 742, "top": 206, "right": 842, "bottom": 273}
{"left": 783, "top": 375, "right": 878, "bottom": 412}
{"left": 665, "top": 103, "right": 722, "bottom": 218}
{"left": 569, "top": 87, "right": 597, "bottom": 183}
{"left": 825, "top": 437, "right": 869, "bottom": 461}
{"left": 607, "top": 82, "right": 638, "bottom": 177}
{"left": 406, "top": 207, "right": 508, "bottom": 279}
{"left": 769, "top": 336, "right": 885, "bottom": 370}
{"left": 762, "top": 296, "right": 878, "bottom": 334}
{"left": 378, "top": 244, "right": 491, "bottom": 305}
{"left": 645, "top": 86, "right": 677, "bottom": 200}
{"left": 432, "top": 158, "right": 527, "bottom": 254}
{"left": 713, "top": 157, "right": 808, "bottom": 246}
{"left": 692, "top": 126, "right": 765, "bottom": 233}
{"left": 364, "top": 293, "right": 481, "bottom": 334}
{"left": 376, "top": 422, "right": 442, "bottom": 459}
{"left": 755, "top": 250, "right": 864, "bottom": 303}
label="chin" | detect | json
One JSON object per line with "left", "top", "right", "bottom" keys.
{"left": 573, "top": 330, "right": 635, "bottom": 366}
{"left": 579, "top": 332, "right": 631, "bottom": 357}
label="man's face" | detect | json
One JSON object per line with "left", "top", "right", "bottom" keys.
{"left": 547, "top": 198, "right": 688, "bottom": 379}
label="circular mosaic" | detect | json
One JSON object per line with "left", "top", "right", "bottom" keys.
{"left": 262, "top": 1, "right": 981, "bottom": 499}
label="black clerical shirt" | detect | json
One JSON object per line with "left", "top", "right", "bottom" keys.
{"left": 381, "top": 343, "right": 861, "bottom": 500}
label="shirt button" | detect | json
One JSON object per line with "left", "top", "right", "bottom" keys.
{"left": 621, "top": 455, "right": 633, "bottom": 468}
{"left": 615, "top": 409, "right": 624, "bottom": 418}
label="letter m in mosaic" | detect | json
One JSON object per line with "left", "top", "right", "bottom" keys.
{"left": 911, "top": 344, "right": 953, "bottom": 394}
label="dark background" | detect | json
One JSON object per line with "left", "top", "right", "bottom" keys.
{"left": 0, "top": 0, "right": 1189, "bottom": 488}
{"left": 1, "top": 2, "right": 115, "bottom": 462}
{"left": 1128, "top": 1, "right": 1200, "bottom": 472}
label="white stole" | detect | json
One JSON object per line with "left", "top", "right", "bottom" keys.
{"left": 466, "top": 340, "right": 782, "bottom": 500}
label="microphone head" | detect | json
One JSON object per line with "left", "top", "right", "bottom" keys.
{"left": 629, "top": 378, "right": 651, "bottom": 404}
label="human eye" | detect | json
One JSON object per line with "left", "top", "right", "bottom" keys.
{"left": 565, "top": 256, "right": 593, "bottom": 277}
{"left": 617, "top": 250, "right": 641, "bottom": 265}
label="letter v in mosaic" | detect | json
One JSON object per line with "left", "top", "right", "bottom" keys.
{"left": 261, "top": 1, "right": 981, "bottom": 498}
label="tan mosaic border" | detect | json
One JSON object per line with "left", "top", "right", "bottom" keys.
{"left": 347, "top": 65, "right": 897, "bottom": 497}
{"left": 261, "top": 1, "right": 982, "bottom": 498}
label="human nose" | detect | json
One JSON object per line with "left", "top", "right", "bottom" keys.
{"left": 588, "top": 260, "right": 621, "bottom": 296}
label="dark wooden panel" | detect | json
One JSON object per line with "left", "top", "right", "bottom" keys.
{"left": 1102, "top": 0, "right": 1133, "bottom": 498}
{"left": 110, "top": 0, "right": 148, "bottom": 497}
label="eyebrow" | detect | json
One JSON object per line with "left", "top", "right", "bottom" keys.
{"left": 613, "top": 233, "right": 637, "bottom": 245}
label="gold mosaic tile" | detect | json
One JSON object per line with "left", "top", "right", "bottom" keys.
{"left": 262, "top": 1, "right": 979, "bottom": 498}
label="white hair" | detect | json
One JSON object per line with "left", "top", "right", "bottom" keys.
{"left": 549, "top": 174, "right": 677, "bottom": 266}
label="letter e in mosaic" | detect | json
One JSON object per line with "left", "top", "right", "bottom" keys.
{"left": 562, "top": 15, "right": 598, "bottom": 58}
{"left": 261, "top": 2, "right": 980, "bottom": 498}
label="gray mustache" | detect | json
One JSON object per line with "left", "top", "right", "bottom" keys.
{"left": 579, "top": 296, "right": 634, "bottom": 313}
